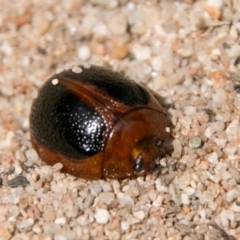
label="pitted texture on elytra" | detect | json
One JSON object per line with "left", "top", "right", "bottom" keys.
{"left": 30, "top": 81, "right": 106, "bottom": 159}
{"left": 57, "top": 65, "right": 150, "bottom": 106}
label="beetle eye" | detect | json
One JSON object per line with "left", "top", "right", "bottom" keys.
{"left": 155, "top": 139, "right": 163, "bottom": 148}
{"left": 134, "top": 156, "right": 144, "bottom": 172}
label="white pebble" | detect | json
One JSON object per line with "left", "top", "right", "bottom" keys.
{"left": 152, "top": 56, "right": 163, "bottom": 71}
{"left": 214, "top": 137, "right": 227, "bottom": 148}
{"left": 31, "top": 90, "right": 38, "bottom": 99}
{"left": 207, "top": 0, "right": 223, "bottom": 7}
{"left": 112, "top": 180, "right": 120, "bottom": 194}
{"left": 99, "top": 192, "right": 115, "bottom": 205}
{"left": 78, "top": 45, "right": 91, "bottom": 60}
{"left": 211, "top": 48, "right": 221, "bottom": 56}
{"left": 189, "top": 137, "right": 201, "bottom": 149}
{"left": 32, "top": 12, "right": 50, "bottom": 35}
{"left": 93, "top": 22, "right": 109, "bottom": 36}
{"left": 5, "top": 131, "right": 14, "bottom": 147}
{"left": 205, "top": 127, "right": 213, "bottom": 138}
{"left": 132, "top": 45, "right": 151, "bottom": 61}
{"left": 107, "top": 13, "right": 127, "bottom": 35}
{"left": 54, "top": 217, "right": 67, "bottom": 225}
{"left": 184, "top": 106, "right": 196, "bottom": 115}
{"left": 54, "top": 235, "right": 67, "bottom": 240}
{"left": 8, "top": 205, "right": 20, "bottom": 217}
{"left": 230, "top": 25, "right": 238, "bottom": 40}
{"left": 91, "top": 0, "right": 118, "bottom": 8}
{"left": 199, "top": 209, "right": 207, "bottom": 220}
{"left": 172, "top": 139, "right": 182, "bottom": 156}
{"left": 206, "top": 152, "right": 218, "bottom": 164}
{"left": 133, "top": 211, "right": 145, "bottom": 220}
{"left": 32, "top": 225, "right": 42, "bottom": 234}
{"left": 220, "top": 210, "right": 233, "bottom": 227}
{"left": 226, "top": 120, "right": 239, "bottom": 141}
{"left": 101, "top": 182, "right": 112, "bottom": 192}
{"left": 228, "top": 44, "right": 240, "bottom": 58}
{"left": 226, "top": 189, "right": 239, "bottom": 202}
{"left": 17, "top": 218, "right": 34, "bottom": 230}
{"left": 56, "top": 67, "right": 64, "bottom": 74}
{"left": 230, "top": 203, "right": 240, "bottom": 212}
{"left": 118, "top": 193, "right": 134, "bottom": 207}
{"left": 83, "top": 63, "right": 91, "bottom": 68}
{"left": 72, "top": 66, "right": 82, "bottom": 74}
{"left": 94, "top": 209, "right": 110, "bottom": 224}
{"left": 184, "top": 187, "right": 196, "bottom": 196}
{"left": 0, "top": 41, "right": 13, "bottom": 55}
{"left": 216, "top": 88, "right": 228, "bottom": 102}
{"left": 121, "top": 221, "right": 130, "bottom": 231}
{"left": 25, "top": 149, "right": 39, "bottom": 162}
{"left": 89, "top": 183, "right": 102, "bottom": 195}
{"left": 181, "top": 193, "right": 190, "bottom": 205}
{"left": 179, "top": 116, "right": 192, "bottom": 126}
{"left": 52, "top": 163, "right": 63, "bottom": 172}
{"left": 155, "top": 180, "right": 168, "bottom": 193}
{"left": 152, "top": 195, "right": 164, "bottom": 207}
{"left": 126, "top": 2, "right": 135, "bottom": 10}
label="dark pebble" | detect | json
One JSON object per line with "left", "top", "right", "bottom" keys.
{"left": 234, "top": 56, "right": 240, "bottom": 66}
{"left": 234, "top": 85, "right": 240, "bottom": 93}
{"left": 8, "top": 175, "right": 29, "bottom": 188}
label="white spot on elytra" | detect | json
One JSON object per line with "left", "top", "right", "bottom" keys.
{"left": 51, "top": 78, "right": 59, "bottom": 85}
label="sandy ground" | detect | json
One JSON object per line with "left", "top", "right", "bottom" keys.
{"left": 1, "top": 0, "right": 240, "bottom": 239}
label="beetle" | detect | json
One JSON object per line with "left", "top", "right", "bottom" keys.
{"left": 30, "top": 65, "right": 169, "bottom": 180}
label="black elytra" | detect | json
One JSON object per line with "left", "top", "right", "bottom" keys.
{"left": 56, "top": 65, "right": 150, "bottom": 106}
{"left": 30, "top": 65, "right": 151, "bottom": 160}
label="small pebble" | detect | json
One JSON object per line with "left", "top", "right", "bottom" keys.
{"left": 78, "top": 45, "right": 91, "bottom": 60}
{"left": 174, "top": 223, "right": 192, "bottom": 234}
{"left": 111, "top": 45, "right": 129, "bottom": 59}
{"left": 207, "top": 0, "right": 223, "bottom": 8}
{"left": 230, "top": 25, "right": 238, "bottom": 40}
{"left": 206, "top": 152, "right": 219, "bottom": 165}
{"left": 133, "top": 211, "right": 145, "bottom": 220}
{"left": 72, "top": 66, "right": 82, "bottom": 74}
{"left": 189, "top": 137, "right": 202, "bottom": 149}
{"left": 32, "top": 12, "right": 50, "bottom": 35}
{"left": 8, "top": 175, "right": 29, "bottom": 188}
{"left": 54, "top": 235, "right": 67, "bottom": 240}
{"left": 226, "top": 188, "right": 239, "bottom": 202}
{"left": 107, "top": 13, "right": 127, "bottom": 35}
{"left": 210, "top": 70, "right": 227, "bottom": 88}
{"left": 0, "top": 227, "right": 11, "bottom": 240}
{"left": 94, "top": 209, "right": 110, "bottom": 224}
{"left": 54, "top": 217, "right": 67, "bottom": 225}
{"left": 234, "top": 84, "right": 240, "bottom": 93}
{"left": 132, "top": 45, "right": 151, "bottom": 61}
{"left": 205, "top": 6, "right": 221, "bottom": 20}
{"left": 228, "top": 164, "right": 240, "bottom": 183}
{"left": 99, "top": 192, "right": 115, "bottom": 205}
{"left": 181, "top": 193, "right": 190, "bottom": 205}
{"left": 83, "top": 194, "right": 95, "bottom": 209}
{"left": 184, "top": 106, "right": 196, "bottom": 115}
{"left": 172, "top": 139, "right": 182, "bottom": 158}
{"left": 89, "top": 183, "right": 102, "bottom": 195}
{"left": 25, "top": 149, "right": 39, "bottom": 162}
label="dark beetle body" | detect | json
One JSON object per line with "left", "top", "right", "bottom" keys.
{"left": 30, "top": 65, "right": 169, "bottom": 180}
